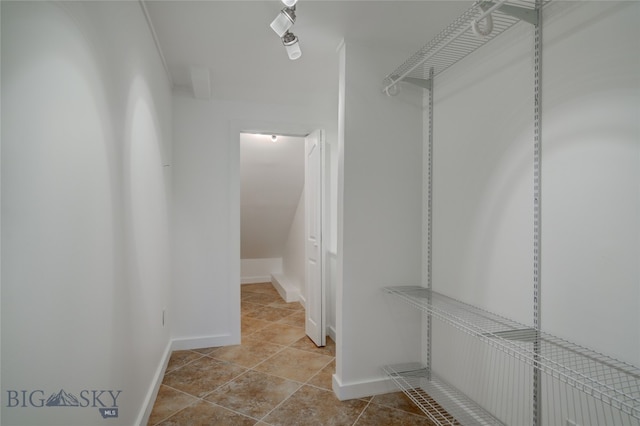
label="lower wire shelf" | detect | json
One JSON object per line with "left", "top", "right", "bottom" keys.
{"left": 384, "top": 363, "right": 505, "bottom": 426}
{"left": 384, "top": 286, "right": 640, "bottom": 420}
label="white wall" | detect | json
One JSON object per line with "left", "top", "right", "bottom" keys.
{"left": 282, "top": 189, "right": 306, "bottom": 302}
{"left": 241, "top": 258, "right": 283, "bottom": 284}
{"left": 1, "top": 2, "right": 172, "bottom": 425}
{"left": 172, "top": 92, "right": 337, "bottom": 349}
{"left": 240, "top": 133, "right": 305, "bottom": 261}
{"left": 334, "top": 40, "right": 424, "bottom": 400}
{"left": 541, "top": 0, "right": 639, "bottom": 365}
{"left": 432, "top": 3, "right": 535, "bottom": 326}
{"left": 427, "top": 1, "right": 639, "bottom": 422}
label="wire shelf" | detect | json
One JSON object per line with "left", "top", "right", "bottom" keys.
{"left": 384, "top": 286, "right": 640, "bottom": 420}
{"left": 382, "top": 0, "right": 542, "bottom": 94}
{"left": 384, "top": 363, "right": 505, "bottom": 425}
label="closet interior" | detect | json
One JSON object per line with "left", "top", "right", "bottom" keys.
{"left": 380, "top": 1, "right": 640, "bottom": 425}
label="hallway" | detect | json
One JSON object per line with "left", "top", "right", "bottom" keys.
{"left": 148, "top": 283, "right": 434, "bottom": 425}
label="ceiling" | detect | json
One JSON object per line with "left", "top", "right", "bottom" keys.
{"left": 144, "top": 1, "right": 473, "bottom": 260}
{"left": 144, "top": 1, "right": 472, "bottom": 106}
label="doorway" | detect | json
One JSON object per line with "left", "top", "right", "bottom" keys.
{"left": 239, "top": 128, "right": 326, "bottom": 347}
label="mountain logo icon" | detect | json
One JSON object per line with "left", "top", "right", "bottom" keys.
{"left": 45, "top": 389, "right": 80, "bottom": 407}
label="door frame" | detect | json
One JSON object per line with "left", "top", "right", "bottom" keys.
{"left": 230, "top": 119, "right": 328, "bottom": 343}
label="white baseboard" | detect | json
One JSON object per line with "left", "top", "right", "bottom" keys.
{"left": 135, "top": 340, "right": 173, "bottom": 426}
{"left": 327, "top": 325, "right": 337, "bottom": 342}
{"left": 171, "top": 334, "right": 240, "bottom": 351}
{"left": 270, "top": 273, "right": 301, "bottom": 303}
{"left": 241, "top": 275, "right": 272, "bottom": 284}
{"left": 136, "top": 334, "right": 241, "bottom": 424}
{"left": 332, "top": 374, "right": 398, "bottom": 401}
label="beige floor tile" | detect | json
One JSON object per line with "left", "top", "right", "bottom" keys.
{"left": 204, "top": 370, "right": 300, "bottom": 419}
{"left": 243, "top": 292, "right": 283, "bottom": 305}
{"left": 241, "top": 282, "right": 277, "bottom": 294}
{"left": 306, "top": 360, "right": 335, "bottom": 390}
{"left": 268, "top": 299, "right": 304, "bottom": 311}
{"left": 264, "top": 385, "right": 368, "bottom": 426}
{"left": 277, "top": 310, "right": 305, "bottom": 327}
{"left": 355, "top": 403, "right": 434, "bottom": 426}
{"left": 241, "top": 299, "right": 264, "bottom": 313}
{"left": 253, "top": 347, "right": 333, "bottom": 383}
{"left": 250, "top": 322, "right": 307, "bottom": 346}
{"left": 190, "top": 346, "right": 217, "bottom": 355}
{"left": 245, "top": 305, "right": 297, "bottom": 322}
{"left": 149, "top": 283, "right": 371, "bottom": 426}
{"left": 208, "top": 337, "right": 284, "bottom": 368}
{"left": 157, "top": 400, "right": 256, "bottom": 426}
{"left": 147, "top": 385, "right": 198, "bottom": 426}
{"left": 164, "top": 350, "right": 203, "bottom": 373}
{"left": 241, "top": 315, "right": 272, "bottom": 336}
{"left": 162, "top": 357, "right": 246, "bottom": 398}
{"left": 290, "top": 335, "right": 336, "bottom": 357}
{"left": 371, "top": 391, "right": 429, "bottom": 417}
{"left": 241, "top": 291, "right": 256, "bottom": 300}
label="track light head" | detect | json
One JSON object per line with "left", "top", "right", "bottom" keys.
{"left": 282, "top": 31, "right": 301, "bottom": 60}
{"left": 281, "top": 0, "right": 298, "bottom": 6}
{"left": 270, "top": 7, "right": 296, "bottom": 38}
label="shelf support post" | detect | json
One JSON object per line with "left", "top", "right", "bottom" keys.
{"left": 424, "top": 67, "right": 435, "bottom": 380}
{"left": 532, "top": 1, "right": 543, "bottom": 425}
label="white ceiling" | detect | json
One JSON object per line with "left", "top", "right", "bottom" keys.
{"left": 145, "top": 1, "right": 472, "bottom": 105}
{"left": 145, "top": 0, "right": 473, "bottom": 260}
{"left": 240, "top": 133, "right": 305, "bottom": 259}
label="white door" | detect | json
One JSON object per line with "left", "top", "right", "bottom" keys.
{"left": 305, "top": 129, "right": 325, "bottom": 347}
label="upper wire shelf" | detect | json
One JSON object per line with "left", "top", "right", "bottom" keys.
{"left": 382, "top": 0, "right": 542, "bottom": 95}
{"left": 384, "top": 286, "right": 640, "bottom": 420}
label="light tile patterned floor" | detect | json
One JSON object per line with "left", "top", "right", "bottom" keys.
{"left": 148, "top": 282, "right": 434, "bottom": 425}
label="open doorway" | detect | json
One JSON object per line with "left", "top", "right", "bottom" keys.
{"left": 239, "top": 130, "right": 326, "bottom": 347}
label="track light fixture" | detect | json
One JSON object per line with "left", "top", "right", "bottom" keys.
{"left": 282, "top": 31, "right": 302, "bottom": 60}
{"left": 270, "top": 0, "right": 302, "bottom": 60}
{"left": 270, "top": 6, "right": 296, "bottom": 38}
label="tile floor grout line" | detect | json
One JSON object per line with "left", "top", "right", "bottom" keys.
{"left": 351, "top": 397, "right": 374, "bottom": 426}
{"left": 150, "top": 397, "right": 200, "bottom": 426}
{"left": 198, "top": 366, "right": 252, "bottom": 401}
{"left": 158, "top": 284, "right": 431, "bottom": 426}
{"left": 255, "top": 381, "right": 306, "bottom": 424}
{"left": 159, "top": 373, "right": 262, "bottom": 425}
{"left": 163, "top": 351, "right": 205, "bottom": 375}
{"left": 199, "top": 398, "right": 264, "bottom": 424}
